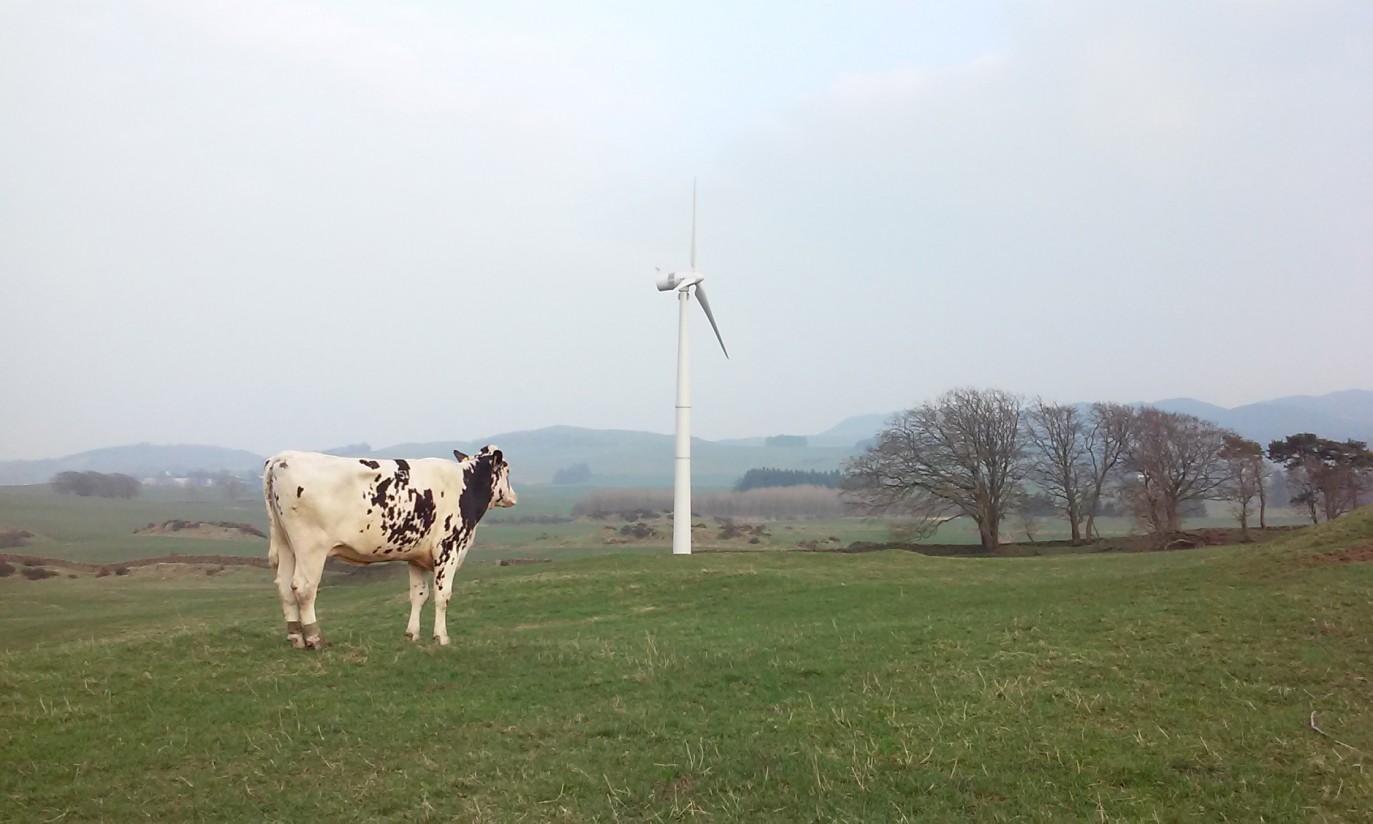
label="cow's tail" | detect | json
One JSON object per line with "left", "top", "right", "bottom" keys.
{"left": 263, "top": 459, "right": 281, "bottom": 569}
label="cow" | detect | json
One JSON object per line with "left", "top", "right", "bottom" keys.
{"left": 263, "top": 446, "right": 516, "bottom": 649}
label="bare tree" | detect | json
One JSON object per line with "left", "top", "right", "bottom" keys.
{"left": 1013, "top": 493, "right": 1044, "bottom": 546}
{"left": 1023, "top": 400, "right": 1092, "bottom": 544}
{"left": 1218, "top": 434, "right": 1264, "bottom": 541}
{"left": 1121, "top": 408, "right": 1230, "bottom": 542}
{"left": 216, "top": 470, "right": 248, "bottom": 502}
{"left": 1256, "top": 460, "right": 1273, "bottom": 529}
{"left": 843, "top": 388, "right": 1026, "bottom": 553}
{"left": 1082, "top": 403, "right": 1134, "bottom": 542}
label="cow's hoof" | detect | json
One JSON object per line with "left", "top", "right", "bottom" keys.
{"left": 303, "top": 622, "right": 326, "bottom": 650}
{"left": 405, "top": 631, "right": 419, "bottom": 641}
{"left": 433, "top": 635, "right": 450, "bottom": 646}
{"left": 286, "top": 621, "right": 305, "bottom": 648}
{"left": 288, "top": 635, "right": 307, "bottom": 650}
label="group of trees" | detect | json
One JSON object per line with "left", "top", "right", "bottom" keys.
{"left": 551, "top": 463, "right": 593, "bottom": 485}
{"left": 572, "top": 485, "right": 847, "bottom": 520}
{"left": 1268, "top": 434, "right": 1373, "bottom": 524}
{"left": 735, "top": 468, "right": 841, "bottom": 492}
{"left": 843, "top": 388, "right": 1372, "bottom": 552}
{"left": 50, "top": 471, "right": 141, "bottom": 498}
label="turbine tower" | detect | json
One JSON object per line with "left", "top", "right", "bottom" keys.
{"left": 656, "top": 183, "right": 729, "bottom": 556}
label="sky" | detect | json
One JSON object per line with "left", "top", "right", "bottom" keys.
{"left": 2, "top": 1, "right": 1371, "bottom": 461}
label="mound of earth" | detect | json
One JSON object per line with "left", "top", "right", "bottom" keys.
{"left": 0, "top": 551, "right": 398, "bottom": 582}
{"left": 0, "top": 552, "right": 271, "bottom": 575}
{"left": 135, "top": 520, "right": 267, "bottom": 540}
{"left": 0, "top": 529, "right": 34, "bottom": 549}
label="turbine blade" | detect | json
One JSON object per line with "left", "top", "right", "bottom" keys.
{"left": 690, "top": 180, "right": 697, "bottom": 272}
{"left": 693, "top": 283, "right": 729, "bottom": 359}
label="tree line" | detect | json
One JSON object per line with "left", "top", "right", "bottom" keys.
{"left": 573, "top": 485, "right": 847, "bottom": 520}
{"left": 843, "top": 388, "right": 1372, "bottom": 553}
{"left": 50, "top": 471, "right": 141, "bottom": 498}
{"left": 734, "top": 468, "right": 842, "bottom": 492}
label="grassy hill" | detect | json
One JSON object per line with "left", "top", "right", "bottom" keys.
{"left": 2, "top": 499, "right": 1371, "bottom": 820}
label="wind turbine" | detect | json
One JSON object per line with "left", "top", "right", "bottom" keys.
{"left": 656, "top": 183, "right": 729, "bottom": 556}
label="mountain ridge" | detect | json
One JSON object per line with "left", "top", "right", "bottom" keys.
{"left": 2, "top": 390, "right": 1367, "bottom": 486}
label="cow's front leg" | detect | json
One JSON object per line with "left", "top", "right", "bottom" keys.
{"left": 405, "top": 563, "right": 430, "bottom": 641}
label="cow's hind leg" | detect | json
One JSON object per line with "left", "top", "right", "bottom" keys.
{"left": 291, "top": 545, "right": 331, "bottom": 650}
{"left": 405, "top": 563, "right": 430, "bottom": 641}
{"left": 269, "top": 514, "right": 305, "bottom": 648}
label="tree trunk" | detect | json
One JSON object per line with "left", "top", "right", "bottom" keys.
{"left": 1258, "top": 480, "right": 1267, "bottom": 530}
{"left": 1068, "top": 501, "right": 1082, "bottom": 545}
{"left": 978, "top": 519, "right": 998, "bottom": 553}
{"left": 1164, "top": 496, "right": 1182, "bottom": 535}
{"left": 1239, "top": 510, "right": 1250, "bottom": 543}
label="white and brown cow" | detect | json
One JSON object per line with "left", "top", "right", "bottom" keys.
{"left": 263, "top": 446, "right": 516, "bottom": 648}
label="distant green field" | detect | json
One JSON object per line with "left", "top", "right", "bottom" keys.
{"left": 1, "top": 484, "right": 1370, "bottom": 820}
{"left": 0, "top": 484, "right": 1313, "bottom": 566}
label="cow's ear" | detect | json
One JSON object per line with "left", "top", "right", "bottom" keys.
{"left": 453, "top": 450, "right": 469, "bottom": 462}
{"left": 492, "top": 449, "right": 504, "bottom": 464}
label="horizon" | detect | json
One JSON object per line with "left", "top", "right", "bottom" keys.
{"left": 4, "top": 387, "right": 1370, "bottom": 463}
{"left": 4, "top": 3, "right": 1370, "bottom": 462}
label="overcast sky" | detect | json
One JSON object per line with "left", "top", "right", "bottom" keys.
{"left": 2, "top": 1, "right": 1370, "bottom": 461}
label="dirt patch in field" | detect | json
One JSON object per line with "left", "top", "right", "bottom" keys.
{"left": 134, "top": 520, "right": 266, "bottom": 540}
{"left": 798, "top": 526, "right": 1306, "bottom": 557}
{"left": 0, "top": 552, "right": 271, "bottom": 577}
{"left": 1297, "top": 545, "right": 1373, "bottom": 567}
{"left": 0, "top": 552, "right": 403, "bottom": 583}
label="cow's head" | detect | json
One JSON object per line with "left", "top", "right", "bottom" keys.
{"left": 453, "top": 445, "right": 517, "bottom": 509}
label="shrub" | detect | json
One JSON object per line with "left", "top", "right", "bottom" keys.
{"left": 0, "top": 561, "right": 15, "bottom": 578}
{"left": 21, "top": 567, "right": 56, "bottom": 580}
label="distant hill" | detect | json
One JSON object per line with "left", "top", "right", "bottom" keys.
{"left": 1149, "top": 389, "right": 1373, "bottom": 447}
{"left": 810, "top": 413, "right": 893, "bottom": 448}
{"left": 0, "top": 444, "right": 265, "bottom": 486}
{"left": 1, "top": 390, "right": 1367, "bottom": 487}
{"left": 367, "top": 426, "right": 854, "bottom": 487}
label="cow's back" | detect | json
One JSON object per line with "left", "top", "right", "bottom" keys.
{"left": 265, "top": 451, "right": 459, "bottom": 565}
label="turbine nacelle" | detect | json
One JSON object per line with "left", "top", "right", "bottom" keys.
{"left": 655, "top": 271, "right": 728, "bottom": 359}
{"left": 656, "top": 271, "right": 703, "bottom": 292}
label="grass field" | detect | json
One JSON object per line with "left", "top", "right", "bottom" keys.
{"left": 1, "top": 483, "right": 1370, "bottom": 820}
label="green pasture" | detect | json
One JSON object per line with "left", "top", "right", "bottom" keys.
{"left": 1, "top": 484, "right": 1370, "bottom": 821}
{"left": 0, "top": 483, "right": 1313, "bottom": 566}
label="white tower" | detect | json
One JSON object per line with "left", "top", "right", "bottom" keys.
{"left": 655, "top": 184, "right": 729, "bottom": 555}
